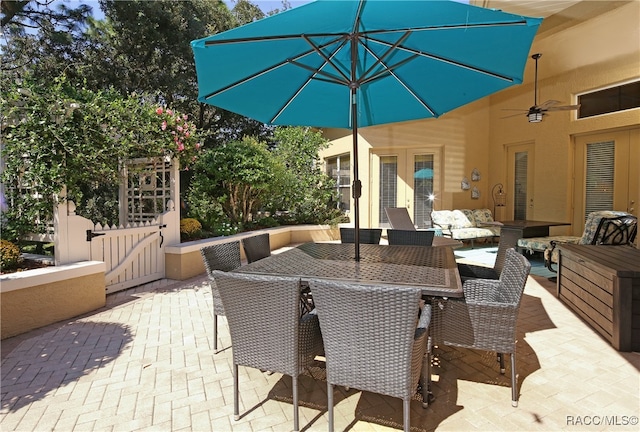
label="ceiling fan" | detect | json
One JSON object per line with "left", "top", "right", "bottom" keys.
{"left": 502, "top": 53, "right": 580, "bottom": 123}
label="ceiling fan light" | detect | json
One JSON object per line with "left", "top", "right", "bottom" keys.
{"left": 528, "top": 112, "right": 543, "bottom": 123}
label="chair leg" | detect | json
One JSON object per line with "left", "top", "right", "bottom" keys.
{"left": 421, "top": 336, "right": 432, "bottom": 408}
{"left": 511, "top": 353, "right": 518, "bottom": 407}
{"left": 498, "top": 353, "right": 505, "bottom": 374}
{"left": 213, "top": 314, "right": 218, "bottom": 353}
{"left": 233, "top": 364, "right": 240, "bottom": 420}
{"left": 292, "top": 375, "right": 299, "bottom": 432}
{"left": 327, "top": 382, "right": 334, "bottom": 432}
{"left": 403, "top": 398, "right": 411, "bottom": 432}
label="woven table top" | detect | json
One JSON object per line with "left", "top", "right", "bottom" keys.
{"left": 235, "top": 243, "right": 463, "bottom": 298}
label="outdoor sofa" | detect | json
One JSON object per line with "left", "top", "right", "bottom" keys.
{"left": 431, "top": 208, "right": 499, "bottom": 247}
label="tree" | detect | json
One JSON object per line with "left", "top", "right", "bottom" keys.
{"left": 187, "top": 136, "right": 281, "bottom": 226}
{"left": 269, "top": 127, "right": 344, "bottom": 224}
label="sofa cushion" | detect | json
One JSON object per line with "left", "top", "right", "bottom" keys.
{"left": 431, "top": 210, "right": 456, "bottom": 229}
{"left": 517, "top": 236, "right": 580, "bottom": 253}
{"left": 452, "top": 209, "right": 474, "bottom": 229}
{"left": 451, "top": 227, "right": 495, "bottom": 240}
{"left": 472, "top": 208, "right": 499, "bottom": 235}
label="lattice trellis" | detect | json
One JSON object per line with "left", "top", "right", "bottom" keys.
{"left": 120, "top": 156, "right": 178, "bottom": 225}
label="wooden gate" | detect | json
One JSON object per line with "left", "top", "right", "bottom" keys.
{"left": 54, "top": 156, "right": 181, "bottom": 294}
{"left": 88, "top": 220, "right": 167, "bottom": 294}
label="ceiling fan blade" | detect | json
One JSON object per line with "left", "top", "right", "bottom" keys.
{"left": 536, "top": 100, "right": 562, "bottom": 110}
{"left": 546, "top": 104, "right": 581, "bottom": 111}
{"left": 501, "top": 108, "right": 529, "bottom": 112}
{"left": 500, "top": 112, "right": 527, "bottom": 119}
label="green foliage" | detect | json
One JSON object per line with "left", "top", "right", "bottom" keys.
{"left": 0, "top": 75, "right": 204, "bottom": 241}
{"left": 0, "top": 240, "right": 22, "bottom": 271}
{"left": 269, "top": 127, "right": 345, "bottom": 224}
{"left": 187, "top": 136, "right": 280, "bottom": 225}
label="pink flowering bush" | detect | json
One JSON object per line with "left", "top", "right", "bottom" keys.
{"left": 155, "top": 107, "right": 203, "bottom": 170}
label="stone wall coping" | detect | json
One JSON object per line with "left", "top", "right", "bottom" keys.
{"left": 1, "top": 261, "right": 106, "bottom": 293}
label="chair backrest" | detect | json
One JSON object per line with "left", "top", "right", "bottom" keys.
{"left": 384, "top": 207, "right": 416, "bottom": 230}
{"left": 387, "top": 229, "right": 434, "bottom": 246}
{"left": 339, "top": 227, "right": 382, "bottom": 244}
{"left": 242, "top": 233, "right": 271, "bottom": 263}
{"left": 579, "top": 210, "right": 633, "bottom": 244}
{"left": 309, "top": 279, "right": 423, "bottom": 399}
{"left": 212, "top": 271, "right": 309, "bottom": 376}
{"left": 497, "top": 248, "right": 531, "bottom": 306}
{"left": 592, "top": 214, "right": 637, "bottom": 245}
{"left": 200, "top": 241, "right": 242, "bottom": 276}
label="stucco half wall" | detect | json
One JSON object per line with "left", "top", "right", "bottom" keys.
{"left": 1, "top": 261, "right": 106, "bottom": 340}
{"left": 164, "top": 225, "right": 339, "bottom": 280}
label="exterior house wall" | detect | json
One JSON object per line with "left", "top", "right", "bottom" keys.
{"left": 320, "top": 1, "right": 639, "bottom": 232}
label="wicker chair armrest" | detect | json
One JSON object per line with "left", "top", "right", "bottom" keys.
{"left": 462, "top": 279, "right": 501, "bottom": 302}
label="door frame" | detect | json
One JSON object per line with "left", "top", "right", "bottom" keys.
{"left": 370, "top": 147, "right": 442, "bottom": 228}
{"left": 572, "top": 128, "right": 639, "bottom": 235}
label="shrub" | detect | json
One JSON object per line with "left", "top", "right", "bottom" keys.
{"left": 0, "top": 240, "right": 23, "bottom": 271}
{"left": 180, "top": 218, "right": 202, "bottom": 241}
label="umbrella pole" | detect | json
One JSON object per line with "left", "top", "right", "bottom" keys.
{"left": 350, "top": 34, "right": 361, "bottom": 262}
{"left": 352, "top": 98, "right": 361, "bottom": 261}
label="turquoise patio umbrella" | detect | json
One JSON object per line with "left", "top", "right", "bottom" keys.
{"left": 191, "top": 0, "right": 542, "bottom": 260}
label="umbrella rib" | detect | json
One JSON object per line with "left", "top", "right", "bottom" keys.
{"left": 272, "top": 46, "right": 347, "bottom": 124}
{"left": 357, "top": 31, "right": 411, "bottom": 85}
{"left": 365, "top": 35, "right": 516, "bottom": 82}
{"left": 361, "top": 45, "right": 438, "bottom": 117}
{"left": 203, "top": 36, "right": 346, "bottom": 100}
{"left": 360, "top": 19, "right": 534, "bottom": 36}
{"left": 201, "top": 20, "right": 532, "bottom": 47}
{"left": 302, "top": 34, "right": 351, "bottom": 84}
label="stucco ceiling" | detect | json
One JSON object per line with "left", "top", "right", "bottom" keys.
{"left": 471, "top": 0, "right": 630, "bottom": 36}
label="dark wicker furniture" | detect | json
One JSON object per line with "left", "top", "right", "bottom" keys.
{"left": 242, "top": 233, "right": 271, "bottom": 263}
{"left": 310, "top": 279, "right": 431, "bottom": 432}
{"left": 339, "top": 227, "right": 382, "bottom": 244}
{"left": 387, "top": 229, "right": 434, "bottom": 246}
{"left": 212, "top": 271, "right": 323, "bottom": 432}
{"left": 431, "top": 248, "right": 531, "bottom": 407}
{"left": 200, "top": 241, "right": 242, "bottom": 353}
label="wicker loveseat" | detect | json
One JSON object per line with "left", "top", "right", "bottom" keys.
{"left": 431, "top": 208, "right": 499, "bottom": 247}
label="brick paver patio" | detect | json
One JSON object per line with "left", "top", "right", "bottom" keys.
{"left": 2, "top": 246, "right": 639, "bottom": 431}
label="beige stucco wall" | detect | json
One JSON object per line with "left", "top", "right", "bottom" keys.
{"left": 164, "top": 225, "right": 339, "bottom": 280}
{"left": 1, "top": 261, "right": 106, "bottom": 339}
{"left": 320, "top": 1, "right": 640, "bottom": 233}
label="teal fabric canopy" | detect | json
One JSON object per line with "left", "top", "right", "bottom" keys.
{"left": 191, "top": 0, "right": 542, "bottom": 259}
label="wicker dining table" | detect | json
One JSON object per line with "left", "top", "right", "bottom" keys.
{"left": 234, "top": 242, "right": 464, "bottom": 298}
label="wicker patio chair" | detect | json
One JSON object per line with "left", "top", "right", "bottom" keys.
{"left": 456, "top": 234, "right": 511, "bottom": 281}
{"left": 431, "top": 248, "right": 531, "bottom": 407}
{"left": 387, "top": 229, "right": 435, "bottom": 246}
{"left": 200, "top": 242, "right": 242, "bottom": 353}
{"left": 212, "top": 271, "right": 323, "bottom": 432}
{"left": 309, "top": 279, "right": 431, "bottom": 432}
{"left": 339, "top": 227, "right": 382, "bottom": 244}
{"left": 242, "top": 233, "right": 271, "bottom": 263}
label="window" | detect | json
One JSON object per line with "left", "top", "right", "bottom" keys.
{"left": 585, "top": 141, "right": 615, "bottom": 220}
{"left": 378, "top": 156, "right": 398, "bottom": 224}
{"left": 326, "top": 154, "right": 350, "bottom": 212}
{"left": 578, "top": 81, "right": 640, "bottom": 118}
